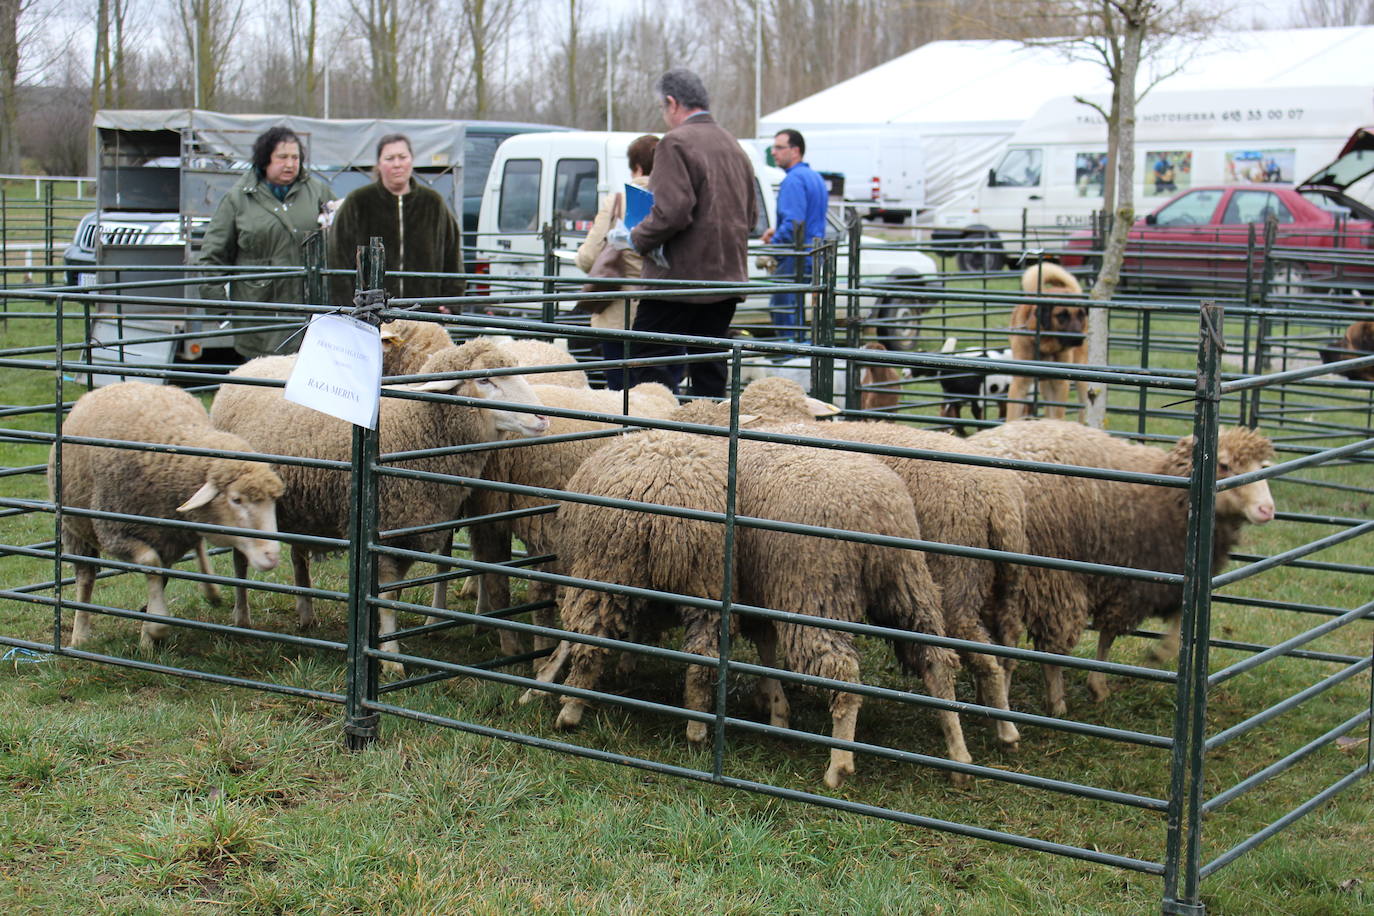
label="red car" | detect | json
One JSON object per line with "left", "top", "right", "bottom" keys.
{"left": 1063, "top": 128, "right": 1374, "bottom": 291}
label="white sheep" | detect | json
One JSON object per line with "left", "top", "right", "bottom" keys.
{"left": 464, "top": 381, "right": 679, "bottom": 657}
{"left": 968, "top": 420, "right": 1276, "bottom": 714}
{"left": 209, "top": 339, "right": 548, "bottom": 674}
{"left": 543, "top": 407, "right": 970, "bottom": 789}
{"left": 49, "top": 382, "right": 285, "bottom": 649}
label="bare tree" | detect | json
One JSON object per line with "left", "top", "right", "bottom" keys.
{"left": 175, "top": 0, "right": 246, "bottom": 109}
{"left": 1295, "top": 0, "right": 1374, "bottom": 25}
{"left": 285, "top": 0, "right": 320, "bottom": 114}
{"left": 2, "top": 0, "right": 59, "bottom": 172}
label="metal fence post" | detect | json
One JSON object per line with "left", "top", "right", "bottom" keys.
{"left": 712, "top": 347, "right": 744, "bottom": 779}
{"left": 344, "top": 237, "right": 386, "bottom": 750}
{"left": 43, "top": 179, "right": 56, "bottom": 286}
{"left": 541, "top": 223, "right": 558, "bottom": 326}
{"left": 304, "top": 231, "right": 326, "bottom": 306}
{"left": 1162, "top": 300, "right": 1224, "bottom": 916}
{"left": 811, "top": 241, "right": 837, "bottom": 403}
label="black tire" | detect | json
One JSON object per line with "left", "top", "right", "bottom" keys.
{"left": 866, "top": 270, "right": 943, "bottom": 351}
{"left": 955, "top": 228, "right": 1005, "bottom": 273}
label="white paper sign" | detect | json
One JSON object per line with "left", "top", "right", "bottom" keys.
{"left": 284, "top": 314, "right": 382, "bottom": 429}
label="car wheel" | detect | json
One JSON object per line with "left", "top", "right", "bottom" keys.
{"left": 866, "top": 271, "right": 942, "bottom": 351}
{"left": 955, "top": 229, "right": 1005, "bottom": 273}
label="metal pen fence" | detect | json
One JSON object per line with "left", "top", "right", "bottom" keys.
{"left": 0, "top": 231, "right": 1371, "bottom": 915}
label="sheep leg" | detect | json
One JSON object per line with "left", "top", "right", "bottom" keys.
{"left": 231, "top": 548, "right": 252, "bottom": 629}
{"left": 554, "top": 588, "right": 618, "bottom": 730}
{"left": 825, "top": 689, "right": 863, "bottom": 790}
{"left": 1042, "top": 664, "right": 1068, "bottom": 718}
{"left": 965, "top": 649, "right": 1020, "bottom": 750}
{"left": 528, "top": 579, "right": 559, "bottom": 654}
{"left": 1150, "top": 614, "right": 1183, "bottom": 664}
{"left": 470, "top": 520, "right": 524, "bottom": 657}
{"left": 754, "top": 623, "right": 791, "bottom": 729}
{"left": 518, "top": 638, "right": 573, "bottom": 705}
{"left": 135, "top": 546, "right": 171, "bottom": 651}
{"left": 429, "top": 529, "right": 455, "bottom": 617}
{"left": 67, "top": 556, "right": 98, "bottom": 647}
{"left": 922, "top": 646, "right": 973, "bottom": 786}
{"left": 291, "top": 545, "right": 315, "bottom": 629}
{"left": 681, "top": 614, "right": 721, "bottom": 744}
{"left": 195, "top": 540, "right": 222, "bottom": 606}
{"left": 1087, "top": 631, "right": 1119, "bottom": 704}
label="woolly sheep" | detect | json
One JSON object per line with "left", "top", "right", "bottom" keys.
{"left": 488, "top": 336, "right": 590, "bottom": 388}
{"left": 464, "top": 381, "right": 679, "bottom": 656}
{"left": 543, "top": 409, "right": 969, "bottom": 789}
{"left": 210, "top": 339, "right": 549, "bottom": 674}
{"left": 716, "top": 376, "right": 1027, "bottom": 750}
{"left": 379, "top": 319, "right": 453, "bottom": 377}
{"left": 49, "top": 382, "right": 285, "bottom": 649}
{"left": 968, "top": 419, "right": 1276, "bottom": 715}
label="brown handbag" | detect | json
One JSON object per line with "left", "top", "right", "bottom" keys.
{"left": 575, "top": 193, "right": 626, "bottom": 315}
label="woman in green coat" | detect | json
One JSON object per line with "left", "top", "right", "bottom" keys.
{"left": 198, "top": 126, "right": 335, "bottom": 359}
{"left": 327, "top": 133, "right": 465, "bottom": 313}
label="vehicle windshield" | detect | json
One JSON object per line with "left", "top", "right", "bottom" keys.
{"left": 990, "top": 148, "right": 1042, "bottom": 188}
{"left": 1152, "top": 189, "right": 1224, "bottom": 227}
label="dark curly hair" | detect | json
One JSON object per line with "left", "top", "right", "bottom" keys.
{"left": 251, "top": 126, "right": 305, "bottom": 179}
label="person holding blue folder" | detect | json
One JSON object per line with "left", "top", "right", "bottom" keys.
{"left": 626, "top": 68, "right": 757, "bottom": 399}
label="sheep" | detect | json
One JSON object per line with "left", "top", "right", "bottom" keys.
{"left": 544, "top": 404, "right": 969, "bottom": 789}
{"left": 463, "top": 381, "right": 679, "bottom": 656}
{"left": 968, "top": 419, "right": 1276, "bottom": 715}
{"left": 49, "top": 382, "right": 285, "bottom": 649}
{"left": 487, "top": 335, "right": 590, "bottom": 388}
{"left": 727, "top": 376, "right": 1027, "bottom": 750}
{"left": 209, "top": 339, "right": 549, "bottom": 674}
{"left": 379, "top": 319, "right": 453, "bottom": 377}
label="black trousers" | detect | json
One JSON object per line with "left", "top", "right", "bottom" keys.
{"left": 626, "top": 297, "right": 739, "bottom": 398}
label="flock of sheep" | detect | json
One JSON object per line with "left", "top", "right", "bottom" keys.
{"left": 47, "top": 321, "right": 1278, "bottom": 788}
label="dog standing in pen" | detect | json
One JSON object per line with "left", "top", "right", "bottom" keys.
{"left": 1007, "top": 262, "right": 1089, "bottom": 420}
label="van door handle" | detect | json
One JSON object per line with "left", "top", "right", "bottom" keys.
{"left": 497, "top": 239, "right": 511, "bottom": 249}
{"left": 1028, "top": 195, "right": 1043, "bottom": 200}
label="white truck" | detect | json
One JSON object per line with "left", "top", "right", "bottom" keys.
{"left": 762, "top": 128, "right": 926, "bottom": 224}
{"left": 475, "top": 130, "right": 941, "bottom": 348}
{"left": 929, "top": 85, "right": 1370, "bottom": 271}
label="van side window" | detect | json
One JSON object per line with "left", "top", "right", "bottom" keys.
{"left": 750, "top": 177, "right": 769, "bottom": 239}
{"left": 465, "top": 134, "right": 508, "bottom": 200}
{"left": 1221, "top": 190, "right": 1293, "bottom": 224}
{"left": 498, "top": 159, "right": 541, "bottom": 232}
{"left": 553, "top": 159, "right": 599, "bottom": 231}
{"left": 990, "top": 148, "right": 1042, "bottom": 188}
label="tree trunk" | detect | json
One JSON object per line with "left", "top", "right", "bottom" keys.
{"left": 0, "top": 0, "right": 19, "bottom": 173}
{"left": 1083, "top": 11, "right": 1144, "bottom": 429}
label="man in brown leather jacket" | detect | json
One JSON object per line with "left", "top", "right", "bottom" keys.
{"left": 628, "top": 68, "right": 758, "bottom": 398}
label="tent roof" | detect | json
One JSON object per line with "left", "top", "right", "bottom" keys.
{"left": 760, "top": 27, "right": 1374, "bottom": 133}
{"left": 92, "top": 110, "right": 549, "bottom": 168}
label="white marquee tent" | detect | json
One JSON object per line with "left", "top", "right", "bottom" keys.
{"left": 760, "top": 27, "right": 1374, "bottom": 216}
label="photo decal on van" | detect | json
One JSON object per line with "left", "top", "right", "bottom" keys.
{"left": 1075, "top": 153, "right": 1108, "bottom": 198}
{"left": 1224, "top": 149, "right": 1295, "bottom": 185}
{"left": 1147, "top": 150, "right": 1192, "bottom": 197}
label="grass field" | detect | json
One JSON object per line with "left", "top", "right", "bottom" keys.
{"left": 1, "top": 286, "right": 1371, "bottom": 914}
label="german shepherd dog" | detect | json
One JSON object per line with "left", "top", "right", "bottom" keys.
{"left": 1007, "top": 263, "right": 1089, "bottom": 420}
{"left": 1319, "top": 320, "right": 1374, "bottom": 382}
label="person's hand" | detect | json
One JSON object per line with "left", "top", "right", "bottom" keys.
{"left": 761, "top": 228, "right": 775, "bottom": 243}
{"left": 606, "top": 221, "right": 632, "bottom": 251}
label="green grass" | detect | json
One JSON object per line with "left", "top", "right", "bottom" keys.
{"left": 2, "top": 302, "right": 1372, "bottom": 914}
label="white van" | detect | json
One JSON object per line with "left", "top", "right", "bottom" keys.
{"left": 933, "top": 85, "right": 1370, "bottom": 270}
{"left": 757, "top": 128, "right": 926, "bottom": 224}
{"left": 476, "top": 130, "right": 942, "bottom": 347}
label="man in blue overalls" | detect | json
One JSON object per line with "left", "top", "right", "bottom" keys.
{"left": 762, "top": 129, "right": 828, "bottom": 342}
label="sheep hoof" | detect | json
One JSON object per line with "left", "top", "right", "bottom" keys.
{"left": 948, "top": 770, "right": 974, "bottom": 789}
{"left": 997, "top": 724, "right": 1022, "bottom": 750}
{"left": 555, "top": 701, "right": 584, "bottom": 730}
{"left": 381, "top": 660, "right": 406, "bottom": 679}
{"left": 517, "top": 687, "right": 544, "bottom": 706}
{"left": 1087, "top": 678, "right": 1111, "bottom": 704}
{"left": 824, "top": 755, "right": 855, "bottom": 789}
{"left": 685, "top": 721, "right": 707, "bottom": 744}
{"left": 140, "top": 621, "right": 171, "bottom": 648}
{"left": 201, "top": 584, "right": 223, "bottom": 606}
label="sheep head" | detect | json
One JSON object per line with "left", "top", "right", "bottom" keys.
{"left": 1172, "top": 428, "right": 1276, "bottom": 526}
{"left": 177, "top": 456, "right": 284, "bottom": 572}
{"left": 739, "top": 377, "right": 839, "bottom": 423}
{"left": 412, "top": 339, "right": 549, "bottom": 437}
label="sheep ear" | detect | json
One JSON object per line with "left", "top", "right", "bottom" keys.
{"left": 177, "top": 480, "right": 218, "bottom": 513}
{"left": 804, "top": 396, "right": 841, "bottom": 417}
{"left": 413, "top": 377, "right": 463, "bottom": 393}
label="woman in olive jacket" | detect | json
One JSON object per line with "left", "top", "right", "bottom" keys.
{"left": 327, "top": 133, "right": 464, "bottom": 313}
{"left": 197, "top": 126, "right": 336, "bottom": 359}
